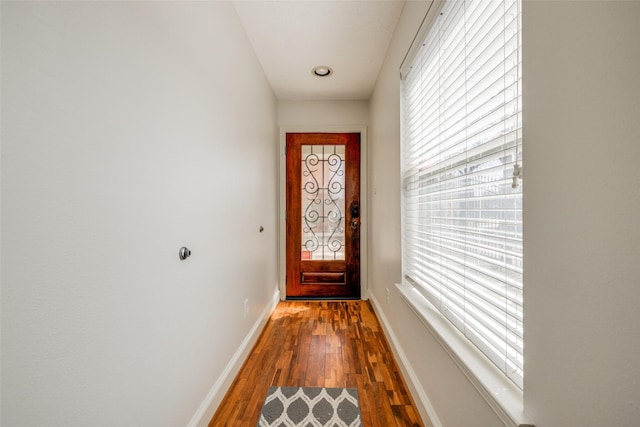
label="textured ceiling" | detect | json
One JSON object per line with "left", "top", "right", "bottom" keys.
{"left": 233, "top": 0, "right": 405, "bottom": 101}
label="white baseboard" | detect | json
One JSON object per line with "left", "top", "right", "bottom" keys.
{"left": 186, "top": 288, "right": 280, "bottom": 427}
{"left": 369, "top": 293, "right": 443, "bottom": 427}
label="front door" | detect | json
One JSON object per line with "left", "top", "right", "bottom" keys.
{"left": 286, "top": 133, "right": 360, "bottom": 298}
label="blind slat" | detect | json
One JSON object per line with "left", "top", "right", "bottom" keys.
{"left": 401, "top": 0, "right": 523, "bottom": 390}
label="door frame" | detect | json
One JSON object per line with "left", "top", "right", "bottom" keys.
{"left": 278, "top": 125, "right": 368, "bottom": 301}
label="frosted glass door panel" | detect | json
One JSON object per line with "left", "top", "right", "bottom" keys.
{"left": 301, "top": 145, "right": 345, "bottom": 260}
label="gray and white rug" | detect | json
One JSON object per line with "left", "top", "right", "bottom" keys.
{"left": 257, "top": 386, "right": 362, "bottom": 427}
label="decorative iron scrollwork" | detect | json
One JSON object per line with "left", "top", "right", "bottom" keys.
{"left": 301, "top": 145, "right": 345, "bottom": 260}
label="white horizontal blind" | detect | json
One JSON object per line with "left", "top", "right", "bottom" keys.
{"left": 401, "top": 0, "right": 523, "bottom": 388}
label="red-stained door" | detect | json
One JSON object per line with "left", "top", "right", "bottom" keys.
{"left": 286, "top": 133, "right": 360, "bottom": 298}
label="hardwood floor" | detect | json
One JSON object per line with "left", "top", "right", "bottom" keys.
{"left": 209, "top": 300, "right": 428, "bottom": 427}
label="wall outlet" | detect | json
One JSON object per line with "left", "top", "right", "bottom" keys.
{"left": 385, "top": 288, "right": 390, "bottom": 304}
{"left": 243, "top": 298, "right": 249, "bottom": 319}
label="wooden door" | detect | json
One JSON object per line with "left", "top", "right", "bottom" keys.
{"left": 286, "top": 133, "right": 360, "bottom": 298}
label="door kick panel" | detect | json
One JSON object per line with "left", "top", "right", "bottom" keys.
{"left": 301, "top": 272, "right": 346, "bottom": 285}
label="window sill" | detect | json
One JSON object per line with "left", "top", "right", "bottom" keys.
{"left": 396, "top": 282, "right": 533, "bottom": 427}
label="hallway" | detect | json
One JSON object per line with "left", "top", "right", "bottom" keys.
{"left": 209, "top": 301, "right": 427, "bottom": 426}
{"left": 4, "top": 2, "right": 639, "bottom": 426}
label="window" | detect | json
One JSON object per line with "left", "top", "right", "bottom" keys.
{"left": 400, "top": 0, "right": 523, "bottom": 388}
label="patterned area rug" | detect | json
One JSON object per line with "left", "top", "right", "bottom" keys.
{"left": 257, "top": 386, "right": 362, "bottom": 427}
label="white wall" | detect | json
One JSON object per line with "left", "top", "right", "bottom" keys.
{"left": 278, "top": 100, "right": 369, "bottom": 127}
{"left": 1, "top": 2, "right": 278, "bottom": 426}
{"left": 369, "top": 1, "right": 640, "bottom": 426}
{"left": 523, "top": 2, "right": 640, "bottom": 426}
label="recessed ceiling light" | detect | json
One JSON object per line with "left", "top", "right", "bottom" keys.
{"left": 312, "top": 66, "right": 333, "bottom": 77}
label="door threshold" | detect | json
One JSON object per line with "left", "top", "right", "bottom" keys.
{"left": 286, "top": 296, "right": 361, "bottom": 301}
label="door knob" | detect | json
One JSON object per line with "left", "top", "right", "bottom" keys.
{"left": 350, "top": 203, "right": 360, "bottom": 218}
{"left": 179, "top": 247, "right": 191, "bottom": 260}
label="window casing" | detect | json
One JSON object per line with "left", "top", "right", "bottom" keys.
{"left": 401, "top": 0, "right": 523, "bottom": 388}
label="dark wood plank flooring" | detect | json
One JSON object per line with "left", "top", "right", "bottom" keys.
{"left": 208, "top": 300, "right": 428, "bottom": 427}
